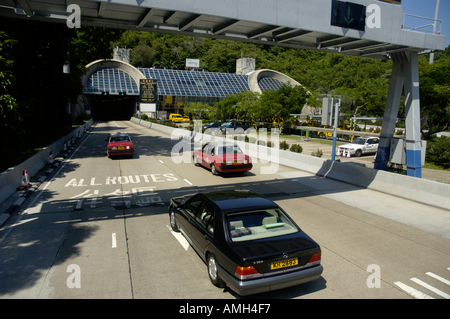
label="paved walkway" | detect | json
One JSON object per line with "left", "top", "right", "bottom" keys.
{"left": 275, "top": 135, "right": 450, "bottom": 184}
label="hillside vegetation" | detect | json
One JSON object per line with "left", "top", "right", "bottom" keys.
{"left": 116, "top": 31, "right": 449, "bottom": 136}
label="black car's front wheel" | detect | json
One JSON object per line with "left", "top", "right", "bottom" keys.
{"left": 207, "top": 254, "right": 225, "bottom": 288}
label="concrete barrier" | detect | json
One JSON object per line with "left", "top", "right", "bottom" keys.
{"left": 0, "top": 119, "right": 93, "bottom": 204}
{"left": 131, "top": 118, "right": 450, "bottom": 211}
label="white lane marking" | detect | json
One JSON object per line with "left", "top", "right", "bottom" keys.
{"left": 70, "top": 190, "right": 90, "bottom": 199}
{"left": 426, "top": 272, "right": 450, "bottom": 287}
{"left": 75, "top": 199, "right": 83, "bottom": 210}
{"left": 184, "top": 179, "right": 193, "bottom": 185}
{"left": 159, "top": 160, "right": 164, "bottom": 163}
{"left": 394, "top": 281, "right": 434, "bottom": 299}
{"left": 113, "top": 121, "right": 121, "bottom": 128}
{"left": 112, "top": 233, "right": 117, "bottom": 248}
{"left": 411, "top": 277, "right": 450, "bottom": 299}
{"left": 90, "top": 190, "right": 99, "bottom": 208}
{"left": 166, "top": 225, "right": 189, "bottom": 251}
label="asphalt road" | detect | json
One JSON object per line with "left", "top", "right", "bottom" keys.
{"left": 0, "top": 120, "right": 449, "bottom": 300}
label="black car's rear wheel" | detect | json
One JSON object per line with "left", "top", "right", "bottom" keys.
{"left": 207, "top": 254, "right": 225, "bottom": 288}
{"left": 170, "top": 208, "right": 179, "bottom": 232}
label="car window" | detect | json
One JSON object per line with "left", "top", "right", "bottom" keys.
{"left": 185, "top": 196, "right": 204, "bottom": 218}
{"left": 110, "top": 135, "right": 130, "bottom": 142}
{"left": 352, "top": 138, "right": 365, "bottom": 145}
{"left": 226, "top": 208, "right": 299, "bottom": 242}
{"left": 203, "top": 144, "right": 215, "bottom": 156}
{"left": 196, "top": 201, "right": 215, "bottom": 235}
{"left": 218, "top": 145, "right": 243, "bottom": 155}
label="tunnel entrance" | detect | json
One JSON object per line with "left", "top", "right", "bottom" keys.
{"left": 88, "top": 94, "right": 137, "bottom": 121}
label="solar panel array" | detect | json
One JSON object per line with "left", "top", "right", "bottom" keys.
{"left": 258, "top": 76, "right": 284, "bottom": 92}
{"left": 84, "top": 67, "right": 286, "bottom": 98}
{"left": 138, "top": 68, "right": 250, "bottom": 97}
{"left": 84, "top": 68, "right": 139, "bottom": 95}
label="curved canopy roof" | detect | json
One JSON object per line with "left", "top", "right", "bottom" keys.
{"left": 83, "top": 62, "right": 296, "bottom": 97}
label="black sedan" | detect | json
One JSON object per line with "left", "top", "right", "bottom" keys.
{"left": 168, "top": 189, "right": 323, "bottom": 296}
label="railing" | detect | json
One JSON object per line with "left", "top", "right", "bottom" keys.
{"left": 402, "top": 13, "right": 442, "bottom": 35}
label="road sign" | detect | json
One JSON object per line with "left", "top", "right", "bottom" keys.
{"left": 331, "top": 0, "right": 366, "bottom": 31}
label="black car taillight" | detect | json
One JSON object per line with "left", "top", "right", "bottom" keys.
{"left": 235, "top": 265, "right": 263, "bottom": 280}
{"left": 306, "top": 252, "right": 321, "bottom": 267}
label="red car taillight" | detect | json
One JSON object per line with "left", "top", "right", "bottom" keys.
{"left": 235, "top": 265, "right": 262, "bottom": 280}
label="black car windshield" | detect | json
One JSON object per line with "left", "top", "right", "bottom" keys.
{"left": 218, "top": 145, "right": 243, "bottom": 155}
{"left": 351, "top": 138, "right": 365, "bottom": 145}
{"left": 226, "top": 208, "right": 299, "bottom": 242}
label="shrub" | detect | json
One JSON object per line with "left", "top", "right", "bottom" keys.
{"left": 426, "top": 136, "right": 450, "bottom": 168}
{"left": 267, "top": 141, "right": 273, "bottom": 148}
{"left": 257, "top": 140, "right": 266, "bottom": 146}
{"left": 280, "top": 140, "right": 289, "bottom": 150}
{"left": 289, "top": 144, "right": 303, "bottom": 153}
{"left": 311, "top": 149, "right": 323, "bottom": 157}
{"left": 140, "top": 114, "right": 149, "bottom": 121}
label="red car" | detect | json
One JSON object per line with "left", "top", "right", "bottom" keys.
{"left": 106, "top": 132, "right": 134, "bottom": 158}
{"left": 193, "top": 141, "right": 252, "bottom": 175}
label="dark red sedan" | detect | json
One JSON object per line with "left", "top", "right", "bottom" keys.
{"left": 193, "top": 141, "right": 252, "bottom": 175}
{"left": 106, "top": 132, "right": 134, "bottom": 158}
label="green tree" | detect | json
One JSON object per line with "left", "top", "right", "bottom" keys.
{"left": 419, "top": 57, "right": 450, "bottom": 139}
{"left": 184, "top": 102, "right": 215, "bottom": 119}
{"left": 260, "top": 83, "right": 308, "bottom": 122}
{"left": 131, "top": 44, "right": 156, "bottom": 67}
{"left": 0, "top": 31, "right": 23, "bottom": 171}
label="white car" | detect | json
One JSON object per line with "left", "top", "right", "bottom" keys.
{"left": 337, "top": 137, "right": 379, "bottom": 157}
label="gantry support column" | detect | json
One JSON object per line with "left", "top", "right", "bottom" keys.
{"left": 403, "top": 52, "right": 422, "bottom": 178}
{"left": 374, "top": 51, "right": 422, "bottom": 178}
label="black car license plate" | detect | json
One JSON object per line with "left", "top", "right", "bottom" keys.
{"left": 271, "top": 258, "right": 298, "bottom": 270}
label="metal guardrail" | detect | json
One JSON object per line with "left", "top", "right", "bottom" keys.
{"left": 402, "top": 13, "right": 442, "bottom": 35}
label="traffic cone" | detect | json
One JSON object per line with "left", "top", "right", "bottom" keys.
{"left": 63, "top": 141, "right": 67, "bottom": 151}
{"left": 19, "top": 169, "right": 31, "bottom": 189}
{"left": 78, "top": 131, "right": 81, "bottom": 138}
{"left": 346, "top": 150, "right": 351, "bottom": 158}
{"left": 373, "top": 152, "right": 377, "bottom": 163}
{"left": 336, "top": 148, "right": 341, "bottom": 157}
{"left": 48, "top": 151, "right": 54, "bottom": 164}
{"left": 71, "top": 136, "right": 74, "bottom": 145}
{"left": 68, "top": 138, "right": 71, "bottom": 147}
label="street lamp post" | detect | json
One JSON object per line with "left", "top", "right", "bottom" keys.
{"left": 429, "top": 0, "right": 440, "bottom": 64}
